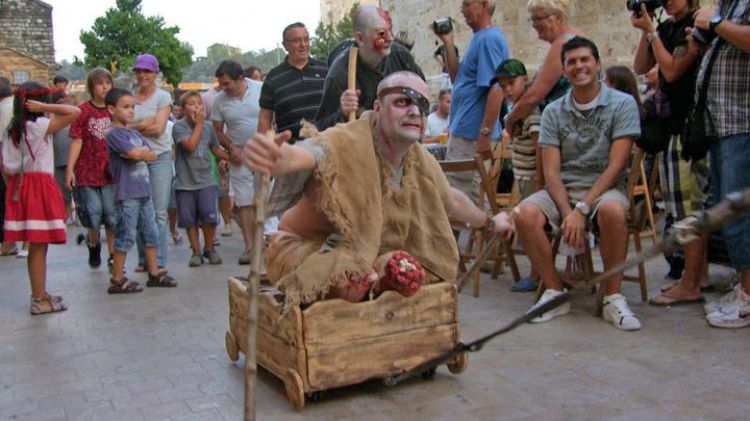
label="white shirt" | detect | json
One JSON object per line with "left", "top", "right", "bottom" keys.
{"left": 425, "top": 112, "right": 449, "bottom": 137}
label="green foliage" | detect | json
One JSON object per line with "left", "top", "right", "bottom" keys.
{"left": 180, "top": 48, "right": 286, "bottom": 83}
{"left": 310, "top": 2, "right": 358, "bottom": 61}
{"left": 79, "top": 0, "right": 193, "bottom": 85}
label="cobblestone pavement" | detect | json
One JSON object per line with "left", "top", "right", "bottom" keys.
{"left": 1, "top": 228, "right": 748, "bottom": 420}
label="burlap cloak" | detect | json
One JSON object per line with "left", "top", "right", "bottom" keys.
{"left": 268, "top": 111, "right": 459, "bottom": 306}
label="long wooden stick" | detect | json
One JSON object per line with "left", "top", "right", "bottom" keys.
{"left": 347, "top": 46, "right": 359, "bottom": 122}
{"left": 243, "top": 130, "right": 273, "bottom": 421}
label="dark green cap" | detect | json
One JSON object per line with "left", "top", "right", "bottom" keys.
{"left": 493, "top": 58, "right": 527, "bottom": 82}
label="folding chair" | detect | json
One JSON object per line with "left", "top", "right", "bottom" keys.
{"left": 439, "top": 155, "right": 520, "bottom": 297}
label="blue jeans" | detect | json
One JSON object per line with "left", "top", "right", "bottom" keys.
{"left": 137, "top": 152, "right": 172, "bottom": 267}
{"left": 74, "top": 185, "right": 116, "bottom": 230}
{"left": 114, "top": 197, "right": 159, "bottom": 252}
{"left": 709, "top": 133, "right": 750, "bottom": 271}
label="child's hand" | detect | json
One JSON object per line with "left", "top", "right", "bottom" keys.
{"left": 193, "top": 109, "right": 204, "bottom": 125}
{"left": 25, "top": 100, "right": 47, "bottom": 113}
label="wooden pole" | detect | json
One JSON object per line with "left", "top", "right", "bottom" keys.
{"left": 347, "top": 46, "right": 359, "bottom": 122}
{"left": 243, "top": 130, "right": 273, "bottom": 421}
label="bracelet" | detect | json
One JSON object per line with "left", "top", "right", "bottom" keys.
{"left": 482, "top": 213, "right": 495, "bottom": 235}
{"left": 646, "top": 31, "right": 658, "bottom": 44}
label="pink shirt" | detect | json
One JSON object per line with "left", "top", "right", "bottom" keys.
{"left": 1, "top": 117, "right": 54, "bottom": 175}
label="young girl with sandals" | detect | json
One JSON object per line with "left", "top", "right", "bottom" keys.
{"left": 1, "top": 82, "right": 81, "bottom": 315}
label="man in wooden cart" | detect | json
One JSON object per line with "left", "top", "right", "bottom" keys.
{"left": 243, "top": 71, "right": 510, "bottom": 306}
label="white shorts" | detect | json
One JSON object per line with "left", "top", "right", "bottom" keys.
{"left": 229, "top": 163, "right": 254, "bottom": 207}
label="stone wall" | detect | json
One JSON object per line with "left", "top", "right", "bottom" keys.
{"left": 320, "top": 0, "right": 379, "bottom": 25}
{"left": 0, "top": 0, "right": 55, "bottom": 66}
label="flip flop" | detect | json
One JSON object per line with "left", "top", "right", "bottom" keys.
{"left": 649, "top": 290, "right": 705, "bottom": 307}
{"left": 510, "top": 277, "right": 538, "bottom": 292}
{"left": 661, "top": 281, "right": 716, "bottom": 293}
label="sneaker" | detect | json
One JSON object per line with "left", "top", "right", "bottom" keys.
{"left": 16, "top": 249, "right": 29, "bottom": 258}
{"left": 704, "top": 283, "right": 741, "bottom": 315}
{"left": 189, "top": 254, "right": 203, "bottom": 267}
{"left": 222, "top": 224, "right": 233, "bottom": 237}
{"left": 203, "top": 248, "right": 222, "bottom": 265}
{"left": 76, "top": 233, "right": 86, "bottom": 245}
{"left": 510, "top": 277, "right": 538, "bottom": 292}
{"left": 238, "top": 249, "right": 252, "bottom": 265}
{"left": 602, "top": 293, "right": 642, "bottom": 331}
{"left": 88, "top": 242, "right": 102, "bottom": 268}
{"left": 528, "top": 289, "right": 570, "bottom": 323}
{"left": 171, "top": 231, "right": 183, "bottom": 245}
{"left": 705, "top": 286, "right": 750, "bottom": 329}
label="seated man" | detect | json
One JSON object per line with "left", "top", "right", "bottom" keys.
{"left": 514, "top": 37, "right": 642, "bottom": 331}
{"left": 244, "top": 71, "right": 508, "bottom": 307}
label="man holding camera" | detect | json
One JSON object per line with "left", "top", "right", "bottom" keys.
{"left": 436, "top": 0, "right": 509, "bottom": 200}
{"left": 314, "top": 5, "right": 424, "bottom": 131}
{"left": 692, "top": 0, "right": 750, "bottom": 329}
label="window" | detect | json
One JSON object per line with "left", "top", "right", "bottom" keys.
{"left": 13, "top": 70, "right": 29, "bottom": 84}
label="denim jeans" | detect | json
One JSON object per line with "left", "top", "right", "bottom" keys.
{"left": 709, "top": 133, "right": 750, "bottom": 271}
{"left": 74, "top": 185, "right": 117, "bottom": 230}
{"left": 114, "top": 197, "right": 159, "bottom": 252}
{"left": 137, "top": 152, "right": 172, "bottom": 267}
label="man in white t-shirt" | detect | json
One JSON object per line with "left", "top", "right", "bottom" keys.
{"left": 212, "top": 60, "right": 263, "bottom": 265}
{"left": 424, "top": 89, "right": 450, "bottom": 144}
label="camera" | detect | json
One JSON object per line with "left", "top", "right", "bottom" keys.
{"left": 692, "top": 27, "right": 718, "bottom": 45}
{"left": 626, "top": 0, "right": 664, "bottom": 17}
{"left": 433, "top": 17, "right": 453, "bottom": 35}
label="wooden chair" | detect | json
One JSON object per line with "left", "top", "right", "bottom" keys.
{"left": 630, "top": 149, "right": 659, "bottom": 244}
{"left": 536, "top": 152, "right": 649, "bottom": 315}
{"left": 439, "top": 156, "right": 520, "bottom": 297}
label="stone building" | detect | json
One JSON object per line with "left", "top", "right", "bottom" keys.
{"left": 0, "top": 0, "right": 55, "bottom": 85}
{"left": 320, "top": 0, "right": 379, "bottom": 25}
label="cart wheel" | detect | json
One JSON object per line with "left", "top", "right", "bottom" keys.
{"left": 421, "top": 367, "right": 437, "bottom": 380}
{"left": 446, "top": 352, "right": 468, "bottom": 374}
{"left": 306, "top": 390, "right": 326, "bottom": 403}
{"left": 225, "top": 331, "right": 239, "bottom": 362}
{"left": 284, "top": 369, "right": 305, "bottom": 409}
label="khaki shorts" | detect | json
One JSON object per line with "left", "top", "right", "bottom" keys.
{"left": 521, "top": 188, "right": 629, "bottom": 234}
{"left": 229, "top": 162, "right": 254, "bottom": 207}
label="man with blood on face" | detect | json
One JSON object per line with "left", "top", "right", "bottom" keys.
{"left": 244, "top": 71, "right": 511, "bottom": 306}
{"left": 314, "top": 5, "right": 425, "bottom": 131}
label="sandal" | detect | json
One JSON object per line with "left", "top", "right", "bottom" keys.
{"left": 31, "top": 292, "right": 64, "bottom": 303}
{"left": 147, "top": 271, "right": 178, "bottom": 288}
{"left": 108, "top": 277, "right": 143, "bottom": 294}
{"left": 30, "top": 295, "right": 68, "bottom": 315}
{"left": 134, "top": 265, "right": 147, "bottom": 273}
{"left": 649, "top": 289, "right": 705, "bottom": 306}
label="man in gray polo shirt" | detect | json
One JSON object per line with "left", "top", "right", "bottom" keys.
{"left": 212, "top": 60, "right": 262, "bottom": 264}
{"left": 514, "top": 37, "right": 642, "bottom": 331}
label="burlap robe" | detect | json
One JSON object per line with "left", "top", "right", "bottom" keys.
{"left": 266, "top": 111, "right": 459, "bottom": 306}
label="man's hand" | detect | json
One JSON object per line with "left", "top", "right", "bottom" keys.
{"left": 561, "top": 209, "right": 587, "bottom": 249}
{"left": 64, "top": 168, "right": 75, "bottom": 192}
{"left": 227, "top": 144, "right": 244, "bottom": 164}
{"left": 340, "top": 89, "right": 360, "bottom": 116}
{"left": 631, "top": 4, "right": 657, "bottom": 33}
{"left": 492, "top": 211, "right": 515, "bottom": 240}
{"left": 694, "top": 4, "right": 717, "bottom": 31}
{"left": 476, "top": 133, "right": 493, "bottom": 160}
{"left": 243, "top": 130, "right": 293, "bottom": 174}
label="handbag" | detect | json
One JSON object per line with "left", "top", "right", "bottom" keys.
{"left": 680, "top": 1, "right": 740, "bottom": 161}
{"left": 637, "top": 95, "right": 671, "bottom": 154}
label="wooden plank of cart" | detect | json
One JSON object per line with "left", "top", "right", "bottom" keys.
{"left": 225, "top": 277, "right": 468, "bottom": 408}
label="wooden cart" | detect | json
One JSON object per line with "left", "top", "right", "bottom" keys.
{"left": 225, "top": 277, "right": 468, "bottom": 408}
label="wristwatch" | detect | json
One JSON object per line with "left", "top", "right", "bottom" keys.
{"left": 479, "top": 126, "right": 491, "bottom": 136}
{"left": 709, "top": 15, "right": 724, "bottom": 31}
{"left": 574, "top": 201, "right": 591, "bottom": 217}
{"left": 646, "top": 31, "right": 658, "bottom": 44}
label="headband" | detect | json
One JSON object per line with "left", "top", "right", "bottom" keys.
{"left": 377, "top": 86, "right": 430, "bottom": 116}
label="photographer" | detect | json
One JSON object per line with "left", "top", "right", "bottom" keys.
{"left": 692, "top": 0, "right": 750, "bottom": 329}
{"left": 435, "top": 0, "right": 509, "bottom": 201}
{"left": 632, "top": 1, "right": 711, "bottom": 306}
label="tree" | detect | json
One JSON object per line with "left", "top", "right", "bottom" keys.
{"left": 79, "top": 0, "right": 193, "bottom": 85}
{"left": 310, "top": 3, "right": 358, "bottom": 61}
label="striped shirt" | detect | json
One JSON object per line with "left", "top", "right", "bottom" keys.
{"left": 697, "top": 0, "right": 750, "bottom": 138}
{"left": 259, "top": 57, "right": 328, "bottom": 142}
{"left": 511, "top": 106, "right": 541, "bottom": 181}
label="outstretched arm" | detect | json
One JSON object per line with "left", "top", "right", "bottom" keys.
{"left": 243, "top": 131, "right": 314, "bottom": 176}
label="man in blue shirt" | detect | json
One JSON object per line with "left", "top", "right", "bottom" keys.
{"left": 436, "top": 0, "right": 509, "bottom": 200}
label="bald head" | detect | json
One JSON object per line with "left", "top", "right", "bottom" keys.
{"left": 377, "top": 71, "right": 428, "bottom": 98}
{"left": 353, "top": 5, "right": 391, "bottom": 33}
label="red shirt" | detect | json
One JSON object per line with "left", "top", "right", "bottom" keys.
{"left": 69, "top": 101, "right": 112, "bottom": 186}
